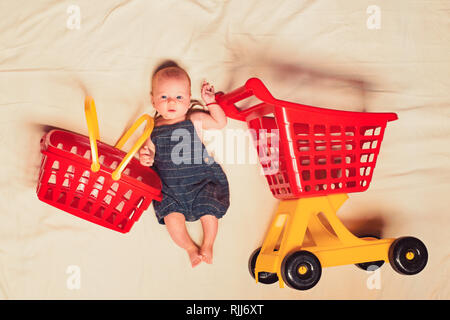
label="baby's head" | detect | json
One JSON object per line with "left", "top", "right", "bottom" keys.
{"left": 151, "top": 64, "right": 192, "bottom": 121}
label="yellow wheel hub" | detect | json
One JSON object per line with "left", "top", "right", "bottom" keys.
{"left": 406, "top": 251, "right": 415, "bottom": 260}
{"left": 298, "top": 265, "right": 308, "bottom": 275}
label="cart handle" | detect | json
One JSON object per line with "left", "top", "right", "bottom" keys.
{"left": 84, "top": 97, "right": 154, "bottom": 181}
{"left": 215, "top": 78, "right": 276, "bottom": 122}
{"left": 215, "top": 78, "right": 398, "bottom": 122}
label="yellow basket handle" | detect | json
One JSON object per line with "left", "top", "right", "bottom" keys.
{"left": 112, "top": 113, "right": 154, "bottom": 181}
{"left": 84, "top": 96, "right": 154, "bottom": 180}
{"left": 85, "top": 97, "right": 101, "bottom": 172}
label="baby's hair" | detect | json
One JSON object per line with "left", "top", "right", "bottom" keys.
{"left": 151, "top": 60, "right": 207, "bottom": 120}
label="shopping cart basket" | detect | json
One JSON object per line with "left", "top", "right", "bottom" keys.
{"left": 37, "top": 97, "right": 162, "bottom": 233}
{"left": 216, "top": 78, "right": 428, "bottom": 290}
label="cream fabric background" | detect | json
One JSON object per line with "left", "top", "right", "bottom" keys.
{"left": 0, "top": 0, "right": 448, "bottom": 299}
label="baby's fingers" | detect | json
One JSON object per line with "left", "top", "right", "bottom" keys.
{"left": 140, "top": 156, "right": 152, "bottom": 166}
{"left": 202, "top": 80, "right": 211, "bottom": 89}
{"left": 202, "top": 83, "right": 215, "bottom": 95}
{"left": 140, "top": 146, "right": 151, "bottom": 155}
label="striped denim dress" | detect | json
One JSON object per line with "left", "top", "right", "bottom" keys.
{"left": 150, "top": 119, "right": 230, "bottom": 224}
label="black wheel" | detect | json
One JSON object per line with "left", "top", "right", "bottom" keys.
{"left": 248, "top": 248, "right": 279, "bottom": 284}
{"left": 281, "top": 250, "right": 321, "bottom": 291}
{"left": 355, "top": 235, "right": 385, "bottom": 271}
{"left": 389, "top": 237, "right": 428, "bottom": 275}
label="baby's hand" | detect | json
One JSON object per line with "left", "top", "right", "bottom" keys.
{"left": 139, "top": 145, "right": 155, "bottom": 167}
{"left": 201, "top": 80, "right": 216, "bottom": 105}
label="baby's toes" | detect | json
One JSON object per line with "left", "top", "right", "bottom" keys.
{"left": 200, "top": 247, "right": 213, "bottom": 264}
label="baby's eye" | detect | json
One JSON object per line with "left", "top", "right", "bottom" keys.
{"left": 176, "top": 96, "right": 183, "bottom": 100}
{"left": 161, "top": 95, "right": 167, "bottom": 99}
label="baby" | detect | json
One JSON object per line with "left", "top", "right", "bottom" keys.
{"left": 139, "top": 62, "right": 230, "bottom": 267}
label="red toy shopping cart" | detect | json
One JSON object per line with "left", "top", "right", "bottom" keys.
{"left": 216, "top": 78, "right": 428, "bottom": 290}
{"left": 37, "top": 97, "right": 162, "bottom": 233}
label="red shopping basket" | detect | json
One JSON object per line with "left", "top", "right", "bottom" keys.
{"left": 36, "top": 97, "right": 162, "bottom": 233}
{"left": 216, "top": 78, "right": 398, "bottom": 199}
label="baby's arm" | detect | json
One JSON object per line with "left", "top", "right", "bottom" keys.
{"left": 189, "top": 81, "right": 227, "bottom": 130}
{"left": 139, "top": 139, "right": 155, "bottom": 166}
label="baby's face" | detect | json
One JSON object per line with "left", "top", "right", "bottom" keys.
{"left": 152, "top": 76, "right": 191, "bottom": 121}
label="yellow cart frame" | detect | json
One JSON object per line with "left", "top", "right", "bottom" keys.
{"left": 255, "top": 194, "right": 395, "bottom": 288}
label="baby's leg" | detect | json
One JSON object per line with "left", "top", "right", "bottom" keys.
{"left": 199, "top": 215, "right": 218, "bottom": 264}
{"left": 164, "top": 212, "right": 202, "bottom": 268}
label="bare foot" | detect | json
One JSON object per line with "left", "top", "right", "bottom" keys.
{"left": 187, "top": 246, "right": 202, "bottom": 268}
{"left": 200, "top": 244, "right": 213, "bottom": 264}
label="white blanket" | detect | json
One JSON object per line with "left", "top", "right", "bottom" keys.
{"left": 0, "top": 0, "right": 448, "bottom": 299}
